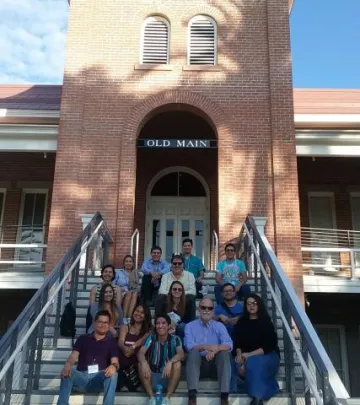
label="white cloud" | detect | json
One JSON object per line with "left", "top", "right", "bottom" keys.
{"left": 0, "top": 0, "right": 69, "bottom": 84}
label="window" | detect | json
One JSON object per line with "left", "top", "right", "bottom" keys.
{"left": 141, "top": 16, "right": 169, "bottom": 64}
{"left": 188, "top": 15, "right": 217, "bottom": 65}
{"left": 151, "top": 172, "right": 206, "bottom": 197}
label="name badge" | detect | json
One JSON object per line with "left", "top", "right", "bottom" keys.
{"left": 88, "top": 364, "right": 99, "bottom": 374}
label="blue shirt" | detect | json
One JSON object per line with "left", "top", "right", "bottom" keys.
{"left": 214, "top": 302, "right": 243, "bottom": 337}
{"left": 216, "top": 259, "right": 246, "bottom": 286}
{"left": 184, "top": 319, "right": 233, "bottom": 355}
{"left": 141, "top": 258, "right": 170, "bottom": 275}
{"left": 182, "top": 254, "right": 205, "bottom": 278}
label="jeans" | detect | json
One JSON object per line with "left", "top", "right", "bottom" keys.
{"left": 57, "top": 368, "right": 117, "bottom": 405}
{"left": 141, "top": 274, "right": 160, "bottom": 303}
{"left": 214, "top": 283, "right": 251, "bottom": 305}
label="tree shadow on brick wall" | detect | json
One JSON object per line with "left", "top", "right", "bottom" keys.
{"left": 39, "top": 0, "right": 300, "bottom": 277}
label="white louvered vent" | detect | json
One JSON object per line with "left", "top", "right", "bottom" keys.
{"left": 142, "top": 17, "right": 169, "bottom": 64}
{"left": 189, "top": 16, "right": 216, "bottom": 65}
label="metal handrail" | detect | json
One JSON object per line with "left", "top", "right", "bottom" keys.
{"left": 130, "top": 228, "right": 139, "bottom": 269}
{"left": 0, "top": 212, "right": 112, "bottom": 405}
{"left": 242, "top": 216, "right": 349, "bottom": 405}
{"left": 212, "top": 229, "right": 219, "bottom": 270}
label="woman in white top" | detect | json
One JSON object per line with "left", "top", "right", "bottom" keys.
{"left": 115, "top": 255, "right": 140, "bottom": 321}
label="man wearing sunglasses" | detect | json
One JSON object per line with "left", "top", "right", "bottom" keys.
{"left": 184, "top": 297, "right": 232, "bottom": 405}
{"left": 156, "top": 254, "right": 197, "bottom": 321}
{"left": 215, "top": 243, "right": 251, "bottom": 304}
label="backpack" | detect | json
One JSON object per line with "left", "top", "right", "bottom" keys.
{"left": 60, "top": 302, "right": 76, "bottom": 339}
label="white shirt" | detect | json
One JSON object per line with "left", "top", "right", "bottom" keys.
{"left": 159, "top": 270, "right": 196, "bottom": 296}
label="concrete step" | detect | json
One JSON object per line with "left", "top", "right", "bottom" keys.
{"left": 26, "top": 360, "right": 302, "bottom": 380}
{"left": 38, "top": 347, "right": 297, "bottom": 363}
{"left": 24, "top": 392, "right": 295, "bottom": 405}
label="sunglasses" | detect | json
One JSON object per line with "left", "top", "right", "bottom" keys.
{"left": 200, "top": 305, "right": 214, "bottom": 311}
{"left": 172, "top": 262, "right": 183, "bottom": 266}
{"left": 225, "top": 249, "right": 235, "bottom": 252}
{"left": 172, "top": 287, "right": 183, "bottom": 292}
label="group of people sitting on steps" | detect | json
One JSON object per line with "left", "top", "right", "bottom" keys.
{"left": 57, "top": 239, "right": 280, "bottom": 405}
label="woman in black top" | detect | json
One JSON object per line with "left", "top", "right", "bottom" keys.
{"left": 155, "top": 281, "right": 192, "bottom": 341}
{"left": 234, "top": 294, "right": 280, "bottom": 405}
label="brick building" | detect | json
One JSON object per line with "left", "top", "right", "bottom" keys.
{"left": 1, "top": 0, "right": 360, "bottom": 395}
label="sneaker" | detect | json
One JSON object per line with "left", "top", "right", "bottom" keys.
{"left": 162, "top": 398, "right": 170, "bottom": 405}
{"left": 148, "top": 398, "right": 156, "bottom": 405}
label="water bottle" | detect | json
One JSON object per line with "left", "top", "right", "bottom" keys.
{"left": 155, "top": 384, "right": 163, "bottom": 405}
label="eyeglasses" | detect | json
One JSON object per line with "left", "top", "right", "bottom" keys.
{"left": 247, "top": 301, "right": 258, "bottom": 306}
{"left": 172, "top": 262, "right": 183, "bottom": 266}
{"left": 225, "top": 249, "right": 235, "bottom": 252}
{"left": 172, "top": 287, "right": 183, "bottom": 292}
{"left": 200, "top": 305, "right": 214, "bottom": 311}
{"left": 96, "top": 320, "right": 109, "bottom": 325}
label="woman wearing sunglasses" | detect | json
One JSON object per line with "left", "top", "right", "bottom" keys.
{"left": 233, "top": 294, "right": 280, "bottom": 405}
{"left": 156, "top": 280, "right": 192, "bottom": 341}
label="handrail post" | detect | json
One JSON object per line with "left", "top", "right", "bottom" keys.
{"left": 83, "top": 226, "right": 92, "bottom": 290}
{"left": 301, "top": 334, "right": 312, "bottom": 405}
{"left": 130, "top": 229, "right": 139, "bottom": 269}
{"left": 350, "top": 249, "right": 356, "bottom": 280}
{"left": 212, "top": 230, "right": 219, "bottom": 270}
{"left": 4, "top": 326, "right": 18, "bottom": 405}
{"left": 281, "top": 293, "right": 296, "bottom": 405}
{"left": 53, "top": 263, "right": 65, "bottom": 347}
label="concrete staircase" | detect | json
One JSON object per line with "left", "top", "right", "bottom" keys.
{"left": 24, "top": 271, "right": 297, "bottom": 405}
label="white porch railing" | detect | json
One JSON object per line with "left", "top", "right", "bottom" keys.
{"left": 301, "top": 227, "right": 360, "bottom": 279}
{"left": 0, "top": 224, "right": 47, "bottom": 269}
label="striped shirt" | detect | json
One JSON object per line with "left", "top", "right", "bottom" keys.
{"left": 144, "top": 334, "right": 182, "bottom": 373}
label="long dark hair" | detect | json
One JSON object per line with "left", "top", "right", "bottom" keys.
{"left": 130, "top": 304, "right": 152, "bottom": 336}
{"left": 167, "top": 281, "right": 186, "bottom": 318}
{"left": 243, "top": 293, "right": 271, "bottom": 323}
{"left": 98, "top": 283, "right": 119, "bottom": 323}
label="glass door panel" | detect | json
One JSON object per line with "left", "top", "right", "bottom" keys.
{"left": 195, "top": 219, "right": 204, "bottom": 263}
{"left": 165, "top": 219, "right": 175, "bottom": 263}
{"left": 308, "top": 194, "right": 339, "bottom": 272}
{"left": 17, "top": 190, "right": 47, "bottom": 264}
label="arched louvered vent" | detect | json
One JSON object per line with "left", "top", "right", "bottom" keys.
{"left": 188, "top": 16, "right": 217, "bottom": 65}
{"left": 141, "top": 17, "right": 169, "bottom": 64}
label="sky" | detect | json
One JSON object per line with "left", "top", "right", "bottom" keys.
{"left": 0, "top": 0, "right": 359, "bottom": 88}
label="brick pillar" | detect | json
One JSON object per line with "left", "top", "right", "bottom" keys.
{"left": 266, "top": 0, "right": 303, "bottom": 297}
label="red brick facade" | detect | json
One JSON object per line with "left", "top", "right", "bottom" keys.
{"left": 45, "top": 0, "right": 303, "bottom": 294}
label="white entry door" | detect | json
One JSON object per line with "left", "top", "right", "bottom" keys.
{"left": 146, "top": 197, "right": 209, "bottom": 266}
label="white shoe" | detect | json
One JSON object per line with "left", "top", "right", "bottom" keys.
{"left": 162, "top": 398, "right": 170, "bottom": 405}
{"left": 148, "top": 398, "right": 156, "bottom": 405}
{"left": 200, "top": 285, "right": 209, "bottom": 295}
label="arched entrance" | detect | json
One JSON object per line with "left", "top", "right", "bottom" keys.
{"left": 146, "top": 168, "right": 210, "bottom": 265}
{"left": 134, "top": 105, "right": 218, "bottom": 267}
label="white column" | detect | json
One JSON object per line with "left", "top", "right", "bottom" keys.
{"left": 80, "top": 213, "right": 94, "bottom": 230}
{"left": 253, "top": 216, "right": 267, "bottom": 237}
{"left": 79, "top": 213, "right": 95, "bottom": 269}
